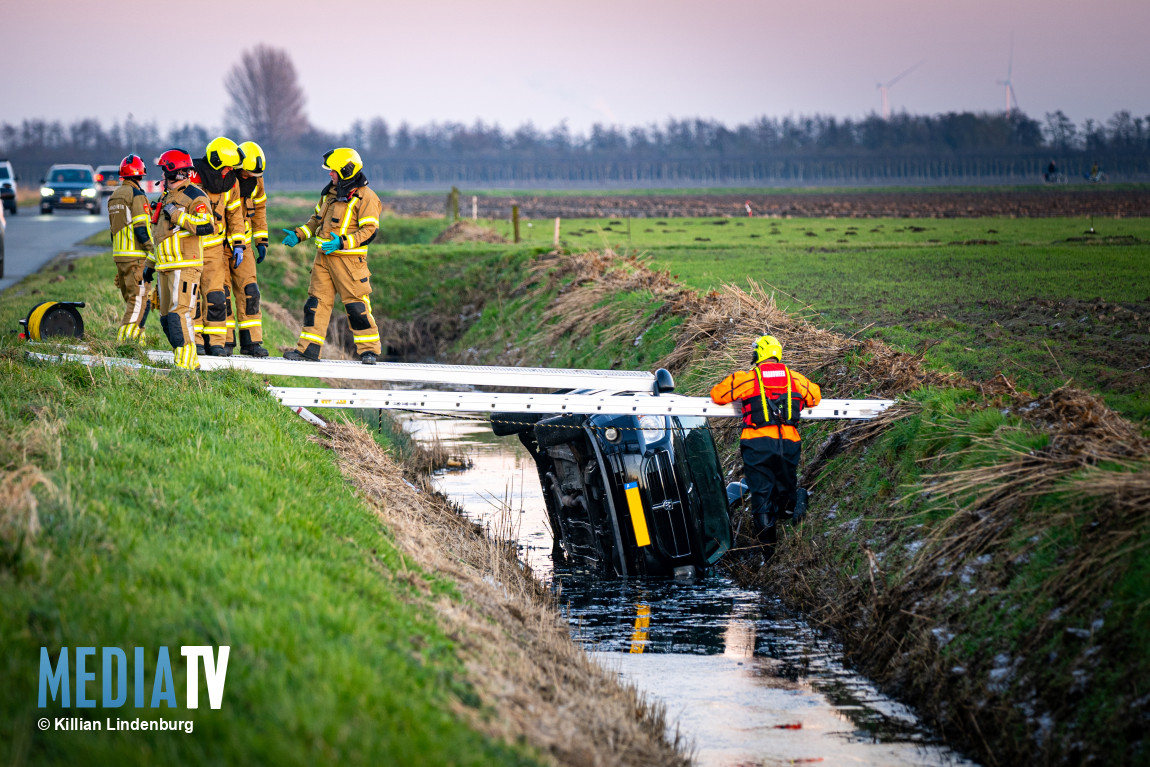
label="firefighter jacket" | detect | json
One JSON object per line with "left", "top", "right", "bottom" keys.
{"left": 148, "top": 179, "right": 214, "bottom": 270}
{"left": 292, "top": 180, "right": 382, "bottom": 256}
{"left": 237, "top": 175, "right": 268, "bottom": 246}
{"left": 191, "top": 159, "right": 246, "bottom": 251}
{"left": 711, "top": 362, "right": 822, "bottom": 442}
{"left": 107, "top": 179, "right": 153, "bottom": 261}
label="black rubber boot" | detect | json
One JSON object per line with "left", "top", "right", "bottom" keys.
{"left": 241, "top": 343, "right": 269, "bottom": 358}
{"left": 195, "top": 343, "right": 206, "bottom": 355}
{"left": 283, "top": 349, "right": 319, "bottom": 362}
{"left": 792, "top": 488, "right": 809, "bottom": 523}
{"left": 223, "top": 343, "right": 236, "bottom": 357}
{"left": 358, "top": 351, "right": 378, "bottom": 365}
{"left": 206, "top": 345, "right": 228, "bottom": 357}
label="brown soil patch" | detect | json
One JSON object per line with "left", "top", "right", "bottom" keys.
{"left": 381, "top": 189, "right": 1150, "bottom": 219}
{"left": 316, "top": 421, "right": 688, "bottom": 767}
{"left": 432, "top": 221, "right": 508, "bottom": 244}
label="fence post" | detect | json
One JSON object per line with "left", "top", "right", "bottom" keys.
{"left": 450, "top": 186, "right": 460, "bottom": 221}
{"left": 553, "top": 217, "right": 561, "bottom": 247}
{"left": 472, "top": 195, "right": 478, "bottom": 221}
{"left": 512, "top": 205, "right": 520, "bottom": 243}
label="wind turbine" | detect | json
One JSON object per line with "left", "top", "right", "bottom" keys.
{"left": 998, "top": 34, "right": 1020, "bottom": 115}
{"left": 876, "top": 61, "right": 924, "bottom": 120}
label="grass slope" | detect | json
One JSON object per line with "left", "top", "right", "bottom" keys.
{"left": 0, "top": 257, "right": 538, "bottom": 766}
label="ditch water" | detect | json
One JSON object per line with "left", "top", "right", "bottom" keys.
{"left": 399, "top": 413, "right": 977, "bottom": 767}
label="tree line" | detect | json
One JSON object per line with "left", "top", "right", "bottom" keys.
{"left": 3, "top": 43, "right": 1146, "bottom": 186}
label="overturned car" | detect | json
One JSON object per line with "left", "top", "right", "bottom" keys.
{"left": 492, "top": 377, "right": 733, "bottom": 577}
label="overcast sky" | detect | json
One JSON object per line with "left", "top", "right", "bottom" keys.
{"left": 6, "top": 0, "right": 1148, "bottom": 137}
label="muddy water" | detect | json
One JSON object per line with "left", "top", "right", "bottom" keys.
{"left": 399, "top": 413, "right": 976, "bottom": 767}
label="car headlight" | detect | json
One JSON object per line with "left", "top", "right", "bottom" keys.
{"left": 603, "top": 426, "right": 621, "bottom": 442}
{"left": 41, "top": 187, "right": 54, "bottom": 196}
{"left": 81, "top": 188, "right": 97, "bottom": 198}
{"left": 638, "top": 415, "right": 665, "bottom": 443}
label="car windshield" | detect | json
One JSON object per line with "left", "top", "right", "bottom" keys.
{"left": 672, "top": 416, "right": 732, "bottom": 564}
{"left": 49, "top": 169, "right": 92, "bottom": 184}
{"left": 0, "top": 167, "right": 10, "bottom": 180}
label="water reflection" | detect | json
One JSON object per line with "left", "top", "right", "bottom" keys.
{"left": 403, "top": 412, "right": 977, "bottom": 767}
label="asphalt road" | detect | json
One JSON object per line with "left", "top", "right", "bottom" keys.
{"left": 1, "top": 202, "right": 109, "bottom": 293}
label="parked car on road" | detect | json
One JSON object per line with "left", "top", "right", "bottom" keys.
{"left": 0, "top": 159, "right": 17, "bottom": 215}
{"left": 94, "top": 165, "right": 121, "bottom": 195}
{"left": 0, "top": 203, "right": 6, "bottom": 278}
{"left": 40, "top": 164, "right": 99, "bottom": 215}
{"left": 492, "top": 379, "right": 734, "bottom": 578}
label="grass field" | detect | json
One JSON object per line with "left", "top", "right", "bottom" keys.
{"left": 262, "top": 204, "right": 1150, "bottom": 423}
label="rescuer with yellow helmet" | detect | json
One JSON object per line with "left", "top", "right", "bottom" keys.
{"left": 145, "top": 149, "right": 215, "bottom": 370}
{"left": 190, "top": 136, "right": 247, "bottom": 356}
{"left": 710, "top": 334, "right": 821, "bottom": 556}
{"left": 281, "top": 147, "right": 383, "bottom": 364}
{"left": 107, "top": 154, "right": 154, "bottom": 343}
{"left": 220, "top": 140, "right": 270, "bottom": 357}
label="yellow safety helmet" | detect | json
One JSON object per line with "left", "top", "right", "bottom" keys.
{"left": 205, "top": 136, "right": 245, "bottom": 170}
{"left": 322, "top": 147, "right": 362, "bottom": 180}
{"left": 753, "top": 334, "right": 783, "bottom": 363}
{"left": 238, "top": 141, "right": 265, "bottom": 174}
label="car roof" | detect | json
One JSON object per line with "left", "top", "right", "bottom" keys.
{"left": 95, "top": 164, "right": 119, "bottom": 170}
{"left": 48, "top": 164, "right": 95, "bottom": 170}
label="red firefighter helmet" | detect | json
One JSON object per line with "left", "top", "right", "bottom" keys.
{"left": 156, "top": 148, "right": 194, "bottom": 175}
{"left": 119, "top": 154, "right": 147, "bottom": 179}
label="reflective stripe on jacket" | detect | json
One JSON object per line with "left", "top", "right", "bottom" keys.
{"left": 710, "top": 363, "right": 822, "bottom": 441}
{"left": 108, "top": 180, "right": 153, "bottom": 260}
{"left": 148, "top": 180, "right": 213, "bottom": 270}
{"left": 294, "top": 184, "right": 383, "bottom": 257}
{"left": 202, "top": 183, "right": 246, "bottom": 249}
{"left": 240, "top": 176, "right": 268, "bottom": 245}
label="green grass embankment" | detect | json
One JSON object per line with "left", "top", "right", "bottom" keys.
{"left": 277, "top": 212, "right": 1148, "bottom": 765}
{"left": 0, "top": 256, "right": 545, "bottom": 766}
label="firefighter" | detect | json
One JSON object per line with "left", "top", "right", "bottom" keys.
{"left": 107, "top": 154, "right": 154, "bottom": 343}
{"left": 191, "top": 137, "right": 247, "bottom": 356}
{"left": 281, "top": 147, "right": 382, "bottom": 364}
{"left": 710, "top": 334, "right": 821, "bottom": 556}
{"left": 144, "top": 149, "right": 214, "bottom": 370}
{"left": 223, "top": 140, "right": 269, "bottom": 357}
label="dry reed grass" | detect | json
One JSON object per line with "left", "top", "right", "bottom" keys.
{"left": 316, "top": 420, "right": 688, "bottom": 767}
{"left": 0, "top": 464, "right": 53, "bottom": 570}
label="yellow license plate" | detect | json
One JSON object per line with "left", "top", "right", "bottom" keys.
{"left": 61, "top": 196, "right": 76, "bottom": 203}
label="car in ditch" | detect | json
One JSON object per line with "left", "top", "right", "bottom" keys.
{"left": 491, "top": 375, "right": 733, "bottom": 578}
{"left": 40, "top": 164, "right": 99, "bottom": 215}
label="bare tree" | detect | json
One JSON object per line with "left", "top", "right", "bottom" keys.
{"left": 224, "top": 45, "right": 309, "bottom": 150}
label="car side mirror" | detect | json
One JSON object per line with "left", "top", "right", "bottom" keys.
{"left": 39, "top": 178, "right": 45, "bottom": 184}
{"left": 652, "top": 368, "right": 675, "bottom": 395}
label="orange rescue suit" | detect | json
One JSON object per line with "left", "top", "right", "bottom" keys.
{"left": 710, "top": 362, "right": 822, "bottom": 441}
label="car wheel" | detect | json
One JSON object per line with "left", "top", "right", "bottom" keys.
{"left": 5, "top": 203, "right": 15, "bottom": 215}
{"left": 40, "top": 206, "right": 52, "bottom": 215}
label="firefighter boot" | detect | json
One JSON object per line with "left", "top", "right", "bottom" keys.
{"left": 241, "top": 342, "right": 269, "bottom": 358}
{"left": 792, "top": 488, "right": 809, "bottom": 523}
{"left": 283, "top": 349, "right": 319, "bottom": 362}
{"left": 358, "top": 351, "right": 378, "bottom": 365}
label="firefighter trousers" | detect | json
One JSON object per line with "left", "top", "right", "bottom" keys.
{"left": 113, "top": 257, "right": 152, "bottom": 341}
{"left": 196, "top": 245, "right": 230, "bottom": 349}
{"left": 740, "top": 436, "right": 801, "bottom": 533}
{"left": 223, "top": 243, "right": 262, "bottom": 347}
{"left": 296, "top": 253, "right": 381, "bottom": 358}
{"left": 157, "top": 267, "right": 201, "bottom": 370}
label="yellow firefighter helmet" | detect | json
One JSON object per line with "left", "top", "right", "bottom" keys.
{"left": 238, "top": 141, "right": 265, "bottom": 174}
{"left": 205, "top": 136, "right": 245, "bottom": 170}
{"left": 753, "top": 334, "right": 783, "bottom": 363}
{"left": 322, "top": 147, "right": 362, "bottom": 180}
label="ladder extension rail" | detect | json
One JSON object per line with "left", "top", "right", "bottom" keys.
{"left": 268, "top": 387, "right": 896, "bottom": 420}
